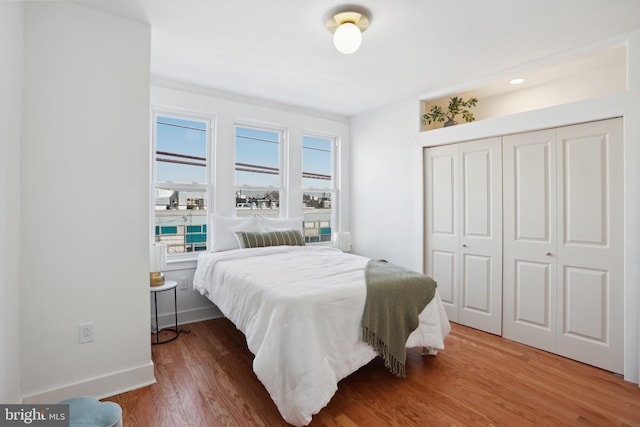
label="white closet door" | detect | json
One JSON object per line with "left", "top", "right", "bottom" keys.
{"left": 425, "top": 139, "right": 502, "bottom": 334}
{"left": 555, "top": 118, "right": 623, "bottom": 374}
{"left": 458, "top": 139, "right": 502, "bottom": 335}
{"left": 503, "top": 129, "right": 557, "bottom": 353}
{"left": 503, "top": 119, "right": 623, "bottom": 373}
{"left": 424, "top": 145, "right": 459, "bottom": 322}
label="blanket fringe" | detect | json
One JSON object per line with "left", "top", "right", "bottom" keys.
{"left": 362, "top": 327, "right": 406, "bottom": 378}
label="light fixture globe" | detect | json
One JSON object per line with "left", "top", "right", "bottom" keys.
{"left": 333, "top": 22, "right": 362, "bottom": 54}
{"left": 326, "top": 10, "right": 369, "bottom": 54}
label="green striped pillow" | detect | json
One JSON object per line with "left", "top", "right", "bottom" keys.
{"left": 235, "top": 230, "right": 305, "bottom": 249}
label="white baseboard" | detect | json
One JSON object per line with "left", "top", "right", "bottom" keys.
{"left": 153, "top": 305, "right": 223, "bottom": 330}
{"left": 22, "top": 361, "right": 156, "bottom": 404}
{"left": 22, "top": 309, "right": 224, "bottom": 404}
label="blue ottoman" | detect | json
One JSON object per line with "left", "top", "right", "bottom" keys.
{"left": 58, "top": 397, "right": 122, "bottom": 427}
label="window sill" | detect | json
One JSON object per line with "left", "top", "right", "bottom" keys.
{"left": 166, "top": 257, "right": 198, "bottom": 271}
{"left": 164, "top": 243, "right": 337, "bottom": 272}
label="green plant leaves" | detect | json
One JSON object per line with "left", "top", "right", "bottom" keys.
{"left": 422, "top": 96, "right": 478, "bottom": 126}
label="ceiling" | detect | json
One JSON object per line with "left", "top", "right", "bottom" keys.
{"left": 80, "top": 0, "right": 640, "bottom": 118}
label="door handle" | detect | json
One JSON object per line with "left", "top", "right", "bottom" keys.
{"left": 462, "top": 244, "right": 467, "bottom": 247}
{"left": 546, "top": 252, "right": 552, "bottom": 256}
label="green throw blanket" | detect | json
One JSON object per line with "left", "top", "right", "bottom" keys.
{"left": 362, "top": 260, "right": 437, "bottom": 377}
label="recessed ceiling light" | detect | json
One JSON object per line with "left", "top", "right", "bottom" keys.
{"left": 510, "top": 78, "right": 525, "bottom": 85}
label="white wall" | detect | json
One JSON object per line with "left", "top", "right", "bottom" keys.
{"left": 472, "top": 62, "right": 626, "bottom": 122}
{"left": 350, "top": 99, "right": 422, "bottom": 271}
{"left": 351, "top": 29, "right": 640, "bottom": 383}
{"left": 0, "top": 1, "right": 24, "bottom": 404}
{"left": 20, "top": 3, "right": 155, "bottom": 402}
{"left": 624, "top": 29, "right": 640, "bottom": 386}
{"left": 150, "top": 83, "right": 352, "bottom": 327}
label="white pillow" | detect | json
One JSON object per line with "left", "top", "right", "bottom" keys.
{"left": 210, "top": 214, "right": 263, "bottom": 252}
{"left": 258, "top": 215, "right": 304, "bottom": 233}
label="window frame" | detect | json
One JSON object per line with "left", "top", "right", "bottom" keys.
{"left": 233, "top": 122, "right": 287, "bottom": 218}
{"left": 302, "top": 131, "right": 339, "bottom": 245}
{"left": 151, "top": 108, "right": 214, "bottom": 261}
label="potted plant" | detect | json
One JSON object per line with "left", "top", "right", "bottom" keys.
{"left": 422, "top": 96, "right": 478, "bottom": 127}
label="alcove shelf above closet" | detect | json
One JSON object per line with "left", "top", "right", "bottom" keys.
{"left": 419, "top": 43, "right": 627, "bottom": 133}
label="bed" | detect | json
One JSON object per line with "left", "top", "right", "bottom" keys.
{"left": 192, "top": 215, "right": 450, "bottom": 426}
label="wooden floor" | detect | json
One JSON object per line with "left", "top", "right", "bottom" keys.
{"left": 105, "top": 318, "right": 640, "bottom": 426}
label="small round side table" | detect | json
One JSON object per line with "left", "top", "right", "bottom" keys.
{"left": 150, "top": 280, "right": 179, "bottom": 345}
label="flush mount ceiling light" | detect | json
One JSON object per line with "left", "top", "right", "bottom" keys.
{"left": 326, "top": 11, "right": 369, "bottom": 54}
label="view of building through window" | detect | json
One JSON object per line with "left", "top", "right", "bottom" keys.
{"left": 235, "top": 125, "right": 281, "bottom": 218}
{"left": 152, "top": 118, "right": 339, "bottom": 255}
{"left": 302, "top": 135, "right": 335, "bottom": 243}
{"left": 153, "top": 114, "right": 209, "bottom": 255}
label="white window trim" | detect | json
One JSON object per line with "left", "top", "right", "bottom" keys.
{"left": 302, "top": 131, "right": 340, "bottom": 244}
{"left": 233, "top": 121, "right": 287, "bottom": 217}
{"left": 151, "top": 107, "right": 215, "bottom": 264}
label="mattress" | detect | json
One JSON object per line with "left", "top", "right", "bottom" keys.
{"left": 193, "top": 245, "right": 450, "bottom": 426}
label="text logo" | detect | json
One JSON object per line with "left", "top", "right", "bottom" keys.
{"left": 0, "top": 405, "right": 68, "bottom": 426}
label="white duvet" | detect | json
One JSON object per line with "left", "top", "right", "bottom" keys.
{"left": 193, "top": 246, "right": 450, "bottom": 426}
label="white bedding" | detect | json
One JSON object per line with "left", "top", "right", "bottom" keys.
{"left": 193, "top": 245, "right": 450, "bottom": 426}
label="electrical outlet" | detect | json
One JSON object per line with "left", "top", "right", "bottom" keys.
{"left": 79, "top": 322, "right": 94, "bottom": 344}
{"left": 178, "top": 277, "right": 188, "bottom": 290}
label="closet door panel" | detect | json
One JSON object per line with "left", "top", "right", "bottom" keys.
{"left": 458, "top": 138, "right": 502, "bottom": 335}
{"left": 514, "top": 260, "right": 551, "bottom": 328}
{"left": 462, "top": 254, "right": 492, "bottom": 311}
{"left": 503, "top": 129, "right": 557, "bottom": 350}
{"left": 563, "top": 266, "right": 607, "bottom": 341}
{"left": 424, "top": 145, "right": 459, "bottom": 322}
{"left": 556, "top": 118, "right": 623, "bottom": 374}
{"left": 514, "top": 143, "right": 553, "bottom": 242}
{"left": 432, "top": 155, "right": 456, "bottom": 235}
{"left": 563, "top": 136, "right": 606, "bottom": 245}
{"left": 432, "top": 250, "right": 456, "bottom": 307}
{"left": 462, "top": 150, "right": 491, "bottom": 236}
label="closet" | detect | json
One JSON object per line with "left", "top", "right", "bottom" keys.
{"left": 424, "top": 137, "right": 503, "bottom": 335}
{"left": 424, "top": 118, "right": 623, "bottom": 373}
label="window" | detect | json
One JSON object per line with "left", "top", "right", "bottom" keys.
{"left": 153, "top": 113, "right": 211, "bottom": 256}
{"left": 235, "top": 125, "right": 282, "bottom": 218}
{"left": 302, "top": 134, "right": 336, "bottom": 244}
